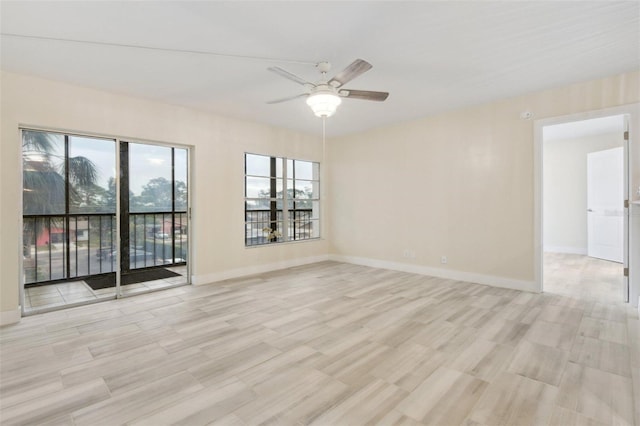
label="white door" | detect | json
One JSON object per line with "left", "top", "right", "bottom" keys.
{"left": 587, "top": 147, "right": 623, "bottom": 262}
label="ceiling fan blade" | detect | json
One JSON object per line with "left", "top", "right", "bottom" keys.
{"left": 268, "top": 66, "right": 313, "bottom": 86}
{"left": 266, "top": 93, "right": 308, "bottom": 104}
{"left": 339, "top": 89, "right": 389, "bottom": 101}
{"left": 328, "top": 59, "right": 372, "bottom": 88}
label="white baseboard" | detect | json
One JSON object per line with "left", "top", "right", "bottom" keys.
{"left": 329, "top": 254, "right": 539, "bottom": 293}
{"left": 192, "top": 254, "right": 330, "bottom": 285}
{"left": 193, "top": 253, "right": 538, "bottom": 293}
{"left": 543, "top": 246, "right": 587, "bottom": 255}
{"left": 0, "top": 308, "right": 21, "bottom": 326}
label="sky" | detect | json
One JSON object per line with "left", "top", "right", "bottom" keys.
{"left": 245, "top": 153, "right": 319, "bottom": 198}
{"left": 68, "top": 136, "right": 187, "bottom": 195}
{"left": 33, "top": 133, "right": 322, "bottom": 200}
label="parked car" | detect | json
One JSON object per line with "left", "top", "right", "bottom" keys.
{"left": 155, "top": 232, "right": 170, "bottom": 239}
{"left": 162, "top": 257, "right": 186, "bottom": 264}
{"left": 96, "top": 246, "right": 115, "bottom": 260}
{"left": 96, "top": 247, "right": 158, "bottom": 265}
{"left": 129, "top": 249, "right": 159, "bottom": 267}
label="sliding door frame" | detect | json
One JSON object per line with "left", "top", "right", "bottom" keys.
{"left": 18, "top": 125, "right": 192, "bottom": 315}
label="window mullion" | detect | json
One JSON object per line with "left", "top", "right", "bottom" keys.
{"left": 269, "top": 157, "right": 278, "bottom": 243}
{"left": 64, "top": 135, "right": 71, "bottom": 279}
{"left": 282, "top": 159, "right": 289, "bottom": 242}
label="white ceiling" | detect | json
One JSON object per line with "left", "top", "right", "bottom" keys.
{"left": 1, "top": 1, "right": 638, "bottom": 137}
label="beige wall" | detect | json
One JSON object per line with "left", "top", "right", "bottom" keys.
{"left": 328, "top": 71, "right": 640, "bottom": 291}
{"left": 2, "top": 70, "right": 639, "bottom": 321}
{"left": 543, "top": 132, "right": 623, "bottom": 254}
{"left": 0, "top": 71, "right": 328, "bottom": 318}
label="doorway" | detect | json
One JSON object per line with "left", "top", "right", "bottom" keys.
{"left": 21, "top": 129, "right": 190, "bottom": 314}
{"left": 540, "top": 115, "right": 627, "bottom": 302}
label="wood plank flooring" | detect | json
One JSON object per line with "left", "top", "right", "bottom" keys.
{"left": 544, "top": 252, "right": 623, "bottom": 304}
{"left": 1, "top": 261, "right": 638, "bottom": 425}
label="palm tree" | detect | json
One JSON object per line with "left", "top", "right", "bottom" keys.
{"left": 22, "top": 130, "right": 99, "bottom": 265}
{"left": 23, "top": 131, "right": 65, "bottom": 215}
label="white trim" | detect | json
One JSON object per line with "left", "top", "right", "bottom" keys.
{"left": 543, "top": 246, "right": 588, "bottom": 255}
{"left": 192, "top": 254, "right": 330, "bottom": 285}
{"left": 18, "top": 128, "right": 26, "bottom": 315}
{"left": 0, "top": 308, "right": 22, "bottom": 326}
{"left": 534, "top": 121, "right": 544, "bottom": 293}
{"left": 18, "top": 124, "right": 191, "bottom": 151}
{"left": 329, "top": 255, "right": 538, "bottom": 293}
{"left": 115, "top": 137, "right": 122, "bottom": 298}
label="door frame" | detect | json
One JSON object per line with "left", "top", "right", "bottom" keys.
{"left": 534, "top": 104, "right": 639, "bottom": 303}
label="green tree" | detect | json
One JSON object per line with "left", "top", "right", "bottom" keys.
{"left": 257, "top": 186, "right": 314, "bottom": 208}
{"left": 131, "top": 177, "right": 187, "bottom": 212}
{"left": 132, "top": 177, "right": 171, "bottom": 212}
{"left": 23, "top": 131, "right": 65, "bottom": 215}
{"left": 72, "top": 183, "right": 111, "bottom": 213}
{"left": 22, "top": 131, "right": 99, "bottom": 256}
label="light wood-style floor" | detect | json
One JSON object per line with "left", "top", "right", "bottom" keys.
{"left": 544, "top": 252, "right": 624, "bottom": 305}
{"left": 1, "top": 261, "right": 638, "bottom": 425}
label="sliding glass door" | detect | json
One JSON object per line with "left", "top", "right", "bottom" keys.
{"left": 22, "top": 131, "right": 118, "bottom": 309}
{"left": 22, "top": 130, "right": 189, "bottom": 312}
{"left": 120, "top": 142, "right": 188, "bottom": 295}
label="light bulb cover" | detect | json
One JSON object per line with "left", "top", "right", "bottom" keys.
{"left": 306, "top": 92, "right": 342, "bottom": 117}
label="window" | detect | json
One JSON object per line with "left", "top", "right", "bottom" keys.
{"left": 245, "top": 153, "right": 320, "bottom": 246}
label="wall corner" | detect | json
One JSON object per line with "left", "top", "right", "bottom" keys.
{"left": 0, "top": 307, "right": 21, "bottom": 326}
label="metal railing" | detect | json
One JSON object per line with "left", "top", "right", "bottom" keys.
{"left": 23, "top": 211, "right": 187, "bottom": 285}
{"left": 23, "top": 213, "right": 117, "bottom": 284}
{"left": 245, "top": 209, "right": 315, "bottom": 246}
{"left": 129, "top": 211, "right": 188, "bottom": 269}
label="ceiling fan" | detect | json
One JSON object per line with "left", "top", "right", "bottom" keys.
{"left": 267, "top": 59, "right": 389, "bottom": 118}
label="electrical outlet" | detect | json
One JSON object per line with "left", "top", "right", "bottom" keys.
{"left": 403, "top": 249, "right": 416, "bottom": 259}
{"left": 441, "top": 256, "right": 447, "bottom": 264}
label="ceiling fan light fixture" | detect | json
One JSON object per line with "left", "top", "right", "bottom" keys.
{"left": 268, "top": 59, "right": 387, "bottom": 116}
{"left": 306, "top": 92, "right": 342, "bottom": 118}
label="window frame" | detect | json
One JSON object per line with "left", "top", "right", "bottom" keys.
{"left": 244, "top": 153, "right": 320, "bottom": 247}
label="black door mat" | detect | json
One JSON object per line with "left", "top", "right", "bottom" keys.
{"left": 84, "top": 268, "right": 181, "bottom": 291}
